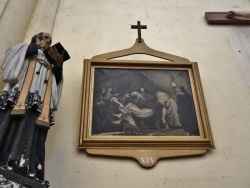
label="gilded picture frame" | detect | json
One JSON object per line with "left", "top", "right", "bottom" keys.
{"left": 78, "top": 39, "right": 214, "bottom": 167}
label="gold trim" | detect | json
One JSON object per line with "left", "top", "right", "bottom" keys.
{"left": 79, "top": 60, "right": 214, "bottom": 149}
{"left": 78, "top": 39, "right": 214, "bottom": 166}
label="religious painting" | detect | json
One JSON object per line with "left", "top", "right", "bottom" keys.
{"left": 79, "top": 59, "right": 214, "bottom": 150}
{"left": 92, "top": 68, "right": 199, "bottom": 136}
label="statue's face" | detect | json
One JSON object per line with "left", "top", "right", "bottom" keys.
{"left": 37, "top": 32, "right": 52, "bottom": 50}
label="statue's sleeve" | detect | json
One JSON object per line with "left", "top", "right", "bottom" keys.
{"left": 52, "top": 66, "right": 63, "bottom": 85}
{"left": 51, "top": 74, "right": 63, "bottom": 111}
{"left": 25, "top": 43, "right": 38, "bottom": 58}
{"left": 1, "top": 43, "right": 29, "bottom": 84}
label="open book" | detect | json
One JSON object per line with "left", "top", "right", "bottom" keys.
{"left": 43, "top": 42, "right": 70, "bottom": 64}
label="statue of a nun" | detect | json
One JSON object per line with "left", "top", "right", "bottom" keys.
{"left": 0, "top": 32, "right": 67, "bottom": 186}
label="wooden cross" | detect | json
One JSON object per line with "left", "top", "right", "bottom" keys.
{"left": 131, "top": 21, "right": 147, "bottom": 43}
{"left": 205, "top": 11, "right": 250, "bottom": 24}
{"left": 40, "top": 114, "right": 48, "bottom": 120}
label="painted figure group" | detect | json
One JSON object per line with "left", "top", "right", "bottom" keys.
{"left": 94, "top": 84, "right": 199, "bottom": 136}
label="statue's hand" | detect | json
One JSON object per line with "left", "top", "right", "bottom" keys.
{"left": 48, "top": 47, "right": 65, "bottom": 66}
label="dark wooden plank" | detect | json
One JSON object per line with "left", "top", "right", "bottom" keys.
{"left": 205, "top": 12, "right": 250, "bottom": 24}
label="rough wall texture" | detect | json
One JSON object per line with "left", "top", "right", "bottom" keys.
{"left": 0, "top": 0, "right": 37, "bottom": 53}
{"left": 24, "top": 0, "right": 60, "bottom": 43}
{"left": 0, "top": 0, "right": 9, "bottom": 18}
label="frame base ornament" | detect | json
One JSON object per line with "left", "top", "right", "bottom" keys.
{"left": 87, "top": 149, "right": 206, "bottom": 167}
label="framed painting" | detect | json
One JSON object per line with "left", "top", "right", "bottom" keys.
{"left": 78, "top": 39, "right": 214, "bottom": 167}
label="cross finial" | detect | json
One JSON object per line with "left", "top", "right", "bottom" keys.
{"left": 131, "top": 21, "right": 147, "bottom": 43}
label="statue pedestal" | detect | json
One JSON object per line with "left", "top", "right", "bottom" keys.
{"left": 0, "top": 167, "right": 48, "bottom": 188}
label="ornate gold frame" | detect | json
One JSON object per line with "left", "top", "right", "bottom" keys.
{"left": 78, "top": 39, "right": 214, "bottom": 167}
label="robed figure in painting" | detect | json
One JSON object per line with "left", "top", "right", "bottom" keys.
{"left": 0, "top": 32, "right": 66, "bottom": 185}
{"left": 175, "top": 86, "right": 199, "bottom": 136}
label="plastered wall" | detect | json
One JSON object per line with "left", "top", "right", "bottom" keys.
{"left": 0, "top": 0, "right": 37, "bottom": 89}
{"left": 1, "top": 0, "right": 250, "bottom": 187}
